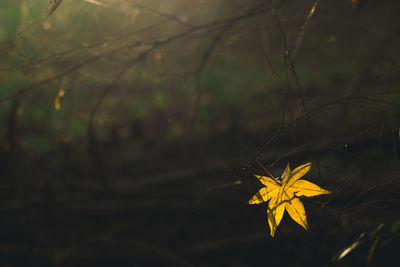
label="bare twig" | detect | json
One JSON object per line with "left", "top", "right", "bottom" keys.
{"left": 189, "top": 22, "right": 234, "bottom": 126}
{"left": 376, "top": 119, "right": 386, "bottom": 186}
{"left": 245, "top": 90, "right": 400, "bottom": 169}
{"left": 0, "top": 0, "right": 287, "bottom": 105}
{"left": 293, "top": 0, "right": 320, "bottom": 57}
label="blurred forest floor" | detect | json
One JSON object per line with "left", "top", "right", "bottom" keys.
{"left": 0, "top": 0, "right": 400, "bottom": 266}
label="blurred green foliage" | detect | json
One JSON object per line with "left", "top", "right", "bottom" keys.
{"left": 0, "top": 0, "right": 398, "bottom": 161}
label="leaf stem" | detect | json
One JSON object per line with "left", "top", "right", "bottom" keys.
{"left": 256, "top": 159, "right": 277, "bottom": 180}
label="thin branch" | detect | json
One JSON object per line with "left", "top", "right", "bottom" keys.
{"left": 293, "top": 0, "right": 319, "bottom": 57}
{"left": 189, "top": 22, "right": 234, "bottom": 126}
{"left": 131, "top": 1, "right": 193, "bottom": 28}
{"left": 245, "top": 90, "right": 400, "bottom": 169}
{"left": 0, "top": 0, "right": 287, "bottom": 105}
{"left": 376, "top": 119, "right": 386, "bottom": 186}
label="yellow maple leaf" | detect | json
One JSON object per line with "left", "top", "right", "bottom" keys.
{"left": 249, "top": 162, "right": 331, "bottom": 237}
{"left": 154, "top": 52, "right": 162, "bottom": 62}
{"left": 54, "top": 89, "right": 65, "bottom": 111}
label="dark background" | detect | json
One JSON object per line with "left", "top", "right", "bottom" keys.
{"left": 0, "top": 0, "right": 399, "bottom": 266}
